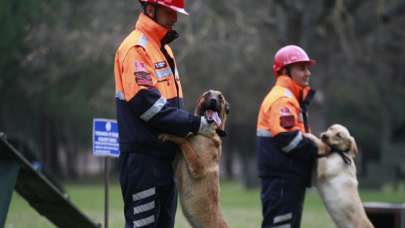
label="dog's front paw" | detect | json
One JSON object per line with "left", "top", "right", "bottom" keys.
{"left": 304, "top": 133, "right": 330, "bottom": 156}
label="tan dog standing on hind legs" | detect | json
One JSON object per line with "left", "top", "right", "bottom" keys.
{"left": 160, "top": 90, "right": 229, "bottom": 228}
{"left": 305, "top": 124, "right": 374, "bottom": 228}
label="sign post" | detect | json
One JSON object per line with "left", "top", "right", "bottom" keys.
{"left": 92, "top": 119, "right": 119, "bottom": 228}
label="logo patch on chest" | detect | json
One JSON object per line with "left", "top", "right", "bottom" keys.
{"left": 156, "top": 68, "right": 172, "bottom": 79}
{"left": 154, "top": 61, "right": 167, "bottom": 69}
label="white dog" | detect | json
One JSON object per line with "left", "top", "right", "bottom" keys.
{"left": 305, "top": 124, "right": 374, "bottom": 228}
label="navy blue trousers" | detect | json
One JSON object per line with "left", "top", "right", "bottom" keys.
{"left": 120, "top": 152, "right": 177, "bottom": 228}
{"left": 260, "top": 177, "right": 306, "bottom": 228}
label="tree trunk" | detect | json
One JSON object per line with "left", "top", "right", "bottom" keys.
{"left": 39, "top": 111, "right": 62, "bottom": 178}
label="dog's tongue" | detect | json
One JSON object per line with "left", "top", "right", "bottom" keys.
{"left": 205, "top": 110, "right": 222, "bottom": 127}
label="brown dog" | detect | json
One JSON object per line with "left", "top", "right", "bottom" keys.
{"left": 306, "top": 124, "right": 374, "bottom": 228}
{"left": 160, "top": 90, "right": 229, "bottom": 228}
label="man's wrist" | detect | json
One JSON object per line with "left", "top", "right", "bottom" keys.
{"left": 190, "top": 115, "right": 201, "bottom": 133}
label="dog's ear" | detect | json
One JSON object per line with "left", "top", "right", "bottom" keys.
{"left": 349, "top": 136, "right": 358, "bottom": 156}
{"left": 194, "top": 96, "right": 204, "bottom": 116}
{"left": 225, "top": 101, "right": 230, "bottom": 114}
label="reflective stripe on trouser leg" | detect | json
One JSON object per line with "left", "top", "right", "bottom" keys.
{"left": 125, "top": 184, "right": 177, "bottom": 228}
{"left": 133, "top": 215, "right": 155, "bottom": 227}
{"left": 132, "top": 187, "right": 156, "bottom": 227}
{"left": 273, "top": 212, "right": 292, "bottom": 224}
{"left": 272, "top": 224, "right": 291, "bottom": 228}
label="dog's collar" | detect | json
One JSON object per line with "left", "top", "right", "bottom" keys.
{"left": 216, "top": 129, "right": 227, "bottom": 138}
{"left": 336, "top": 149, "right": 352, "bottom": 165}
{"left": 318, "top": 146, "right": 352, "bottom": 165}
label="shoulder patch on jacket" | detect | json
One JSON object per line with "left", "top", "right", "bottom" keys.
{"left": 134, "top": 61, "right": 153, "bottom": 87}
{"left": 279, "top": 107, "right": 295, "bottom": 129}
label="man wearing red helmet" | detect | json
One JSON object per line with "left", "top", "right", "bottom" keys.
{"left": 114, "top": 1, "right": 215, "bottom": 227}
{"left": 256, "top": 45, "right": 325, "bottom": 228}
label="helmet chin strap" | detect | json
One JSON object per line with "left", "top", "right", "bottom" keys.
{"left": 279, "top": 66, "right": 291, "bottom": 77}
{"left": 285, "top": 65, "right": 291, "bottom": 77}
{"left": 152, "top": 3, "right": 158, "bottom": 21}
{"left": 144, "top": 3, "right": 158, "bottom": 21}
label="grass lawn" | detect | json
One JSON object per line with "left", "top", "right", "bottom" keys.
{"left": 5, "top": 181, "right": 405, "bottom": 228}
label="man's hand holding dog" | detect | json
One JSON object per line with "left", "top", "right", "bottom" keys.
{"left": 304, "top": 133, "right": 331, "bottom": 156}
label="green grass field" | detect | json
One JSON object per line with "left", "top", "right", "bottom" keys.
{"left": 5, "top": 181, "right": 405, "bottom": 228}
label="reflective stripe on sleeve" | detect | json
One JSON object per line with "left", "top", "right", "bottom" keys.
{"left": 282, "top": 131, "right": 302, "bottom": 153}
{"left": 115, "top": 91, "right": 125, "bottom": 100}
{"left": 140, "top": 97, "right": 167, "bottom": 122}
{"left": 256, "top": 129, "right": 273, "bottom": 137}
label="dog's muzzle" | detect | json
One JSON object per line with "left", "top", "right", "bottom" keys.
{"left": 318, "top": 144, "right": 352, "bottom": 166}
{"left": 204, "top": 98, "right": 220, "bottom": 113}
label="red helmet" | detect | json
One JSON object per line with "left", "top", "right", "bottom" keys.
{"left": 139, "top": 0, "right": 189, "bottom": 15}
{"left": 272, "top": 45, "right": 315, "bottom": 77}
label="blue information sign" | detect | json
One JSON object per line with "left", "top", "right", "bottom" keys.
{"left": 92, "top": 118, "right": 120, "bottom": 157}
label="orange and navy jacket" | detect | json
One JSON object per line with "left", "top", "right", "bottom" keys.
{"left": 114, "top": 13, "right": 200, "bottom": 160}
{"left": 256, "top": 75, "right": 317, "bottom": 186}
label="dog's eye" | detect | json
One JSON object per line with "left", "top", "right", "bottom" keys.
{"left": 336, "top": 133, "right": 342, "bottom": 138}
